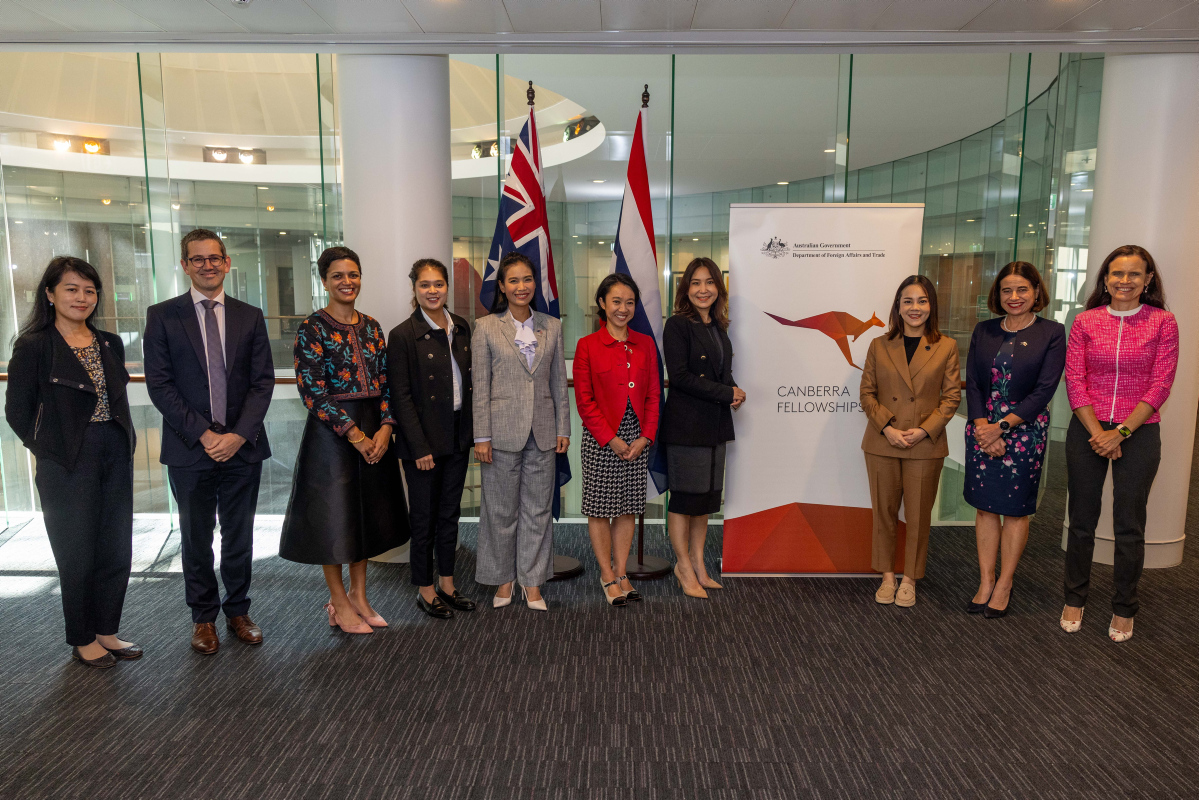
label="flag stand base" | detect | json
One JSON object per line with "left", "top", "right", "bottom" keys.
{"left": 624, "top": 514, "right": 672, "bottom": 579}
{"left": 550, "top": 555, "right": 584, "bottom": 581}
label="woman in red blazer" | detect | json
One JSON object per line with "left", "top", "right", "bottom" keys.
{"left": 574, "top": 273, "right": 661, "bottom": 607}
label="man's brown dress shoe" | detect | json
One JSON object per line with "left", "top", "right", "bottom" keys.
{"left": 191, "top": 622, "right": 219, "bottom": 655}
{"left": 226, "top": 615, "right": 263, "bottom": 645}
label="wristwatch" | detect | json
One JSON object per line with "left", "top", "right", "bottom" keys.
{"left": 1118, "top": 425, "right": 1133, "bottom": 438}
{"left": 998, "top": 420, "right": 1011, "bottom": 432}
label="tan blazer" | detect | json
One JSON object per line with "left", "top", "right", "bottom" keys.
{"left": 859, "top": 333, "right": 961, "bottom": 459}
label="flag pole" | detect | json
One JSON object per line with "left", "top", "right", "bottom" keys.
{"left": 625, "top": 83, "right": 671, "bottom": 581}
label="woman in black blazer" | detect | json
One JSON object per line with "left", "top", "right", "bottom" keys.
{"left": 387, "top": 259, "right": 477, "bottom": 619}
{"left": 5, "top": 257, "right": 139, "bottom": 668}
{"left": 660, "top": 257, "right": 745, "bottom": 598}
{"left": 963, "top": 262, "right": 1066, "bottom": 617}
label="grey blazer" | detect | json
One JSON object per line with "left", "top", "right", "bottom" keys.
{"left": 472, "top": 310, "right": 570, "bottom": 452}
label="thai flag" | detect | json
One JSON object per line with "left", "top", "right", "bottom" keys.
{"left": 479, "top": 106, "right": 571, "bottom": 517}
{"left": 610, "top": 105, "right": 668, "bottom": 497}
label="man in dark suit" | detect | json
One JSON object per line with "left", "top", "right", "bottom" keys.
{"left": 144, "top": 228, "right": 275, "bottom": 655}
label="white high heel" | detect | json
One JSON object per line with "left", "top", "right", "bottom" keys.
{"left": 492, "top": 584, "right": 513, "bottom": 609}
{"left": 1109, "top": 616, "right": 1134, "bottom": 643}
{"left": 1059, "top": 606, "right": 1084, "bottom": 633}
{"left": 522, "top": 585, "right": 547, "bottom": 612}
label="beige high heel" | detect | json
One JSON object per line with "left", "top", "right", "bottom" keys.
{"left": 324, "top": 602, "right": 372, "bottom": 635}
{"left": 522, "top": 585, "right": 547, "bottom": 612}
{"left": 1059, "top": 606, "right": 1084, "bottom": 634}
{"left": 1109, "top": 616, "right": 1134, "bottom": 643}
{"left": 673, "top": 564, "right": 708, "bottom": 599}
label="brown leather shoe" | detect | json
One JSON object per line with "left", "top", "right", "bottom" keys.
{"left": 226, "top": 615, "right": 263, "bottom": 645}
{"left": 191, "top": 622, "right": 219, "bottom": 655}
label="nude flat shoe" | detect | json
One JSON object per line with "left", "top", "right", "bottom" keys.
{"left": 875, "top": 580, "right": 897, "bottom": 605}
{"left": 895, "top": 582, "right": 916, "bottom": 608}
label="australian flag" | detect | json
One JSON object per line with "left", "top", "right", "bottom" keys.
{"left": 479, "top": 107, "right": 571, "bottom": 518}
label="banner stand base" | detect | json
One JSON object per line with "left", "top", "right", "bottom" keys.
{"left": 550, "top": 555, "right": 584, "bottom": 580}
{"left": 626, "top": 555, "right": 671, "bottom": 579}
{"left": 721, "top": 572, "right": 886, "bottom": 578}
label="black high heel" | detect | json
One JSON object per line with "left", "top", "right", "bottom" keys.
{"left": 967, "top": 589, "right": 994, "bottom": 614}
{"left": 983, "top": 587, "right": 1013, "bottom": 619}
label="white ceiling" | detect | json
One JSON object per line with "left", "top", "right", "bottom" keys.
{"left": 0, "top": 1, "right": 1195, "bottom": 51}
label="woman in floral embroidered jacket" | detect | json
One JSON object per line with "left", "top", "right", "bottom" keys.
{"left": 963, "top": 262, "right": 1066, "bottom": 619}
{"left": 279, "top": 246, "right": 410, "bottom": 635}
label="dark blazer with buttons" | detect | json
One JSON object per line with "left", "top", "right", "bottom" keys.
{"left": 5, "top": 326, "right": 135, "bottom": 471}
{"left": 965, "top": 316, "right": 1066, "bottom": 424}
{"left": 387, "top": 307, "right": 473, "bottom": 460}
{"left": 659, "top": 313, "right": 737, "bottom": 448}
{"left": 143, "top": 291, "right": 274, "bottom": 467}
{"left": 859, "top": 332, "right": 961, "bottom": 459}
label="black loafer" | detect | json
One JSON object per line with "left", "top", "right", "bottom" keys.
{"left": 436, "top": 587, "right": 477, "bottom": 612}
{"left": 103, "top": 643, "right": 144, "bottom": 660}
{"left": 71, "top": 647, "right": 117, "bottom": 669}
{"left": 416, "top": 595, "right": 454, "bottom": 619}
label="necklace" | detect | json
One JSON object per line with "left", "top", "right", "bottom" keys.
{"left": 1002, "top": 315, "right": 1034, "bottom": 333}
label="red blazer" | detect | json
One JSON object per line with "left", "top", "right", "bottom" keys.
{"left": 573, "top": 326, "right": 661, "bottom": 446}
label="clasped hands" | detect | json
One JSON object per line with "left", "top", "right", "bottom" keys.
{"left": 731, "top": 387, "right": 747, "bottom": 410}
{"left": 608, "top": 435, "right": 650, "bottom": 461}
{"left": 1088, "top": 427, "right": 1124, "bottom": 460}
{"left": 883, "top": 425, "right": 928, "bottom": 449}
{"left": 972, "top": 420, "right": 1007, "bottom": 458}
{"left": 199, "top": 429, "right": 245, "bottom": 463}
{"left": 348, "top": 424, "right": 392, "bottom": 465}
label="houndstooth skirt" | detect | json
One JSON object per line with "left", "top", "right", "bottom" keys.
{"left": 581, "top": 399, "right": 648, "bottom": 518}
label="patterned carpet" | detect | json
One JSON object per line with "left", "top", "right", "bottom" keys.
{"left": 3, "top": 457, "right": 1199, "bottom": 798}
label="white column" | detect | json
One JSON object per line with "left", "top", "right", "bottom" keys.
{"left": 1076, "top": 54, "right": 1199, "bottom": 568}
{"left": 336, "top": 55, "right": 453, "bottom": 563}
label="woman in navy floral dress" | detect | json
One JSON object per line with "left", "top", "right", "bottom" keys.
{"left": 279, "top": 246, "right": 410, "bottom": 634}
{"left": 963, "top": 262, "right": 1065, "bottom": 618}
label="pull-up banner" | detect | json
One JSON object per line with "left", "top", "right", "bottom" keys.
{"left": 723, "top": 203, "right": 925, "bottom": 575}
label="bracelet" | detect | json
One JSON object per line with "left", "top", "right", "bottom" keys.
{"left": 347, "top": 431, "right": 366, "bottom": 444}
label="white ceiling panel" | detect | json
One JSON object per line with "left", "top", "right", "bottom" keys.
{"left": 305, "top": 0, "right": 422, "bottom": 33}
{"left": 13, "top": 0, "right": 164, "bottom": 32}
{"left": 200, "top": 0, "right": 333, "bottom": 34}
{"left": 964, "top": 0, "right": 1103, "bottom": 31}
{"left": 1148, "top": 1, "right": 1199, "bottom": 28}
{"left": 402, "top": 0, "right": 514, "bottom": 33}
{"left": 113, "top": 0, "right": 247, "bottom": 33}
{"left": 600, "top": 0, "right": 697, "bottom": 31}
{"left": 1059, "top": 0, "right": 1194, "bottom": 30}
{"left": 692, "top": 0, "right": 793, "bottom": 30}
{"left": 502, "top": 0, "right": 601, "bottom": 32}
{"left": 870, "top": 0, "right": 997, "bottom": 31}
{"left": 0, "top": 2, "right": 71, "bottom": 32}
{"left": 780, "top": 0, "right": 892, "bottom": 30}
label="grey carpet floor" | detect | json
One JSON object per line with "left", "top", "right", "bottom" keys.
{"left": 4, "top": 456, "right": 1199, "bottom": 798}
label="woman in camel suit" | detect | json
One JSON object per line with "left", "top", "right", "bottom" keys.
{"left": 860, "top": 274, "right": 961, "bottom": 609}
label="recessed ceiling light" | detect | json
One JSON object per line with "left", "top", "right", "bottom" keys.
{"left": 592, "top": 180, "right": 604, "bottom": 184}
{"left": 279, "top": 231, "right": 287, "bottom": 235}
{"left": 692, "top": 238, "right": 699, "bottom": 241}
{"left": 266, "top": 205, "right": 275, "bottom": 212}
{"left": 777, "top": 182, "right": 788, "bottom": 185}
{"left": 171, "top": 203, "right": 180, "bottom": 210}
{"left": 824, "top": 149, "right": 835, "bottom": 153}
{"left": 52, "top": 138, "right": 70, "bottom": 151}
{"left": 597, "top": 241, "right": 605, "bottom": 245}
{"left": 258, "top": 186, "right": 268, "bottom": 190}
{"left": 100, "top": 198, "right": 111, "bottom": 205}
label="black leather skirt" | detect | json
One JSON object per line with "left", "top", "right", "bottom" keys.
{"left": 279, "top": 398, "right": 410, "bottom": 565}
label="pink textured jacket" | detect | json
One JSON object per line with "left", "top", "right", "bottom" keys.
{"left": 1065, "top": 304, "right": 1179, "bottom": 424}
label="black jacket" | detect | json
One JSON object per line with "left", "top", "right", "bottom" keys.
{"left": 965, "top": 316, "right": 1067, "bottom": 423}
{"left": 659, "top": 314, "right": 737, "bottom": 447}
{"left": 387, "top": 307, "right": 473, "bottom": 460}
{"left": 143, "top": 292, "right": 275, "bottom": 467}
{"left": 5, "top": 326, "right": 135, "bottom": 470}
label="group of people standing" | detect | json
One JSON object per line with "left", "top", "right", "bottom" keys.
{"left": 4, "top": 223, "right": 1177, "bottom": 667}
{"left": 860, "top": 245, "right": 1178, "bottom": 643}
{"left": 8, "top": 228, "right": 741, "bottom": 666}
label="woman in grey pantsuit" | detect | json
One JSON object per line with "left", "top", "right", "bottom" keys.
{"left": 472, "top": 253, "right": 570, "bottom": 611}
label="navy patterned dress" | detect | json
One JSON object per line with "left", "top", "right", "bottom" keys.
{"left": 963, "top": 330, "right": 1050, "bottom": 516}
{"left": 279, "top": 309, "right": 409, "bottom": 565}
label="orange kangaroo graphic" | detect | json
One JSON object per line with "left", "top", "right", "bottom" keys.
{"left": 766, "top": 310, "right": 884, "bottom": 369}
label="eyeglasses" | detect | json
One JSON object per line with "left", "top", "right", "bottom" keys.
{"left": 187, "top": 255, "right": 226, "bottom": 268}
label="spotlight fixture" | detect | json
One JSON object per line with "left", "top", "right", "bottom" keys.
{"left": 171, "top": 203, "right": 180, "bottom": 210}
{"left": 824, "top": 149, "right": 835, "bottom": 153}
{"left": 212, "top": 149, "right": 228, "bottom": 162}
{"left": 563, "top": 115, "right": 600, "bottom": 143}
{"left": 279, "top": 231, "right": 287, "bottom": 235}
{"left": 204, "top": 146, "right": 266, "bottom": 164}
{"left": 777, "top": 182, "right": 789, "bottom": 185}
{"left": 471, "top": 144, "right": 482, "bottom": 160}
{"left": 258, "top": 186, "right": 269, "bottom": 190}
{"left": 266, "top": 205, "right": 275, "bottom": 212}
{"left": 82, "top": 140, "right": 101, "bottom": 154}
{"left": 52, "top": 137, "right": 71, "bottom": 151}
{"left": 592, "top": 180, "right": 604, "bottom": 184}
{"left": 100, "top": 198, "right": 111, "bottom": 205}
{"left": 238, "top": 150, "right": 254, "bottom": 164}
{"left": 489, "top": 142, "right": 499, "bottom": 158}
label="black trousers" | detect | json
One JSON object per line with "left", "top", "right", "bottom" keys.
{"left": 402, "top": 440, "right": 469, "bottom": 587}
{"left": 1064, "top": 416, "right": 1161, "bottom": 617}
{"left": 169, "top": 457, "right": 262, "bottom": 623}
{"left": 36, "top": 421, "right": 133, "bottom": 646}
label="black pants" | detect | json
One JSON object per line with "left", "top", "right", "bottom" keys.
{"left": 1064, "top": 416, "right": 1161, "bottom": 617}
{"left": 169, "top": 457, "right": 262, "bottom": 623}
{"left": 36, "top": 421, "right": 133, "bottom": 646}
{"left": 402, "top": 442, "right": 469, "bottom": 588}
